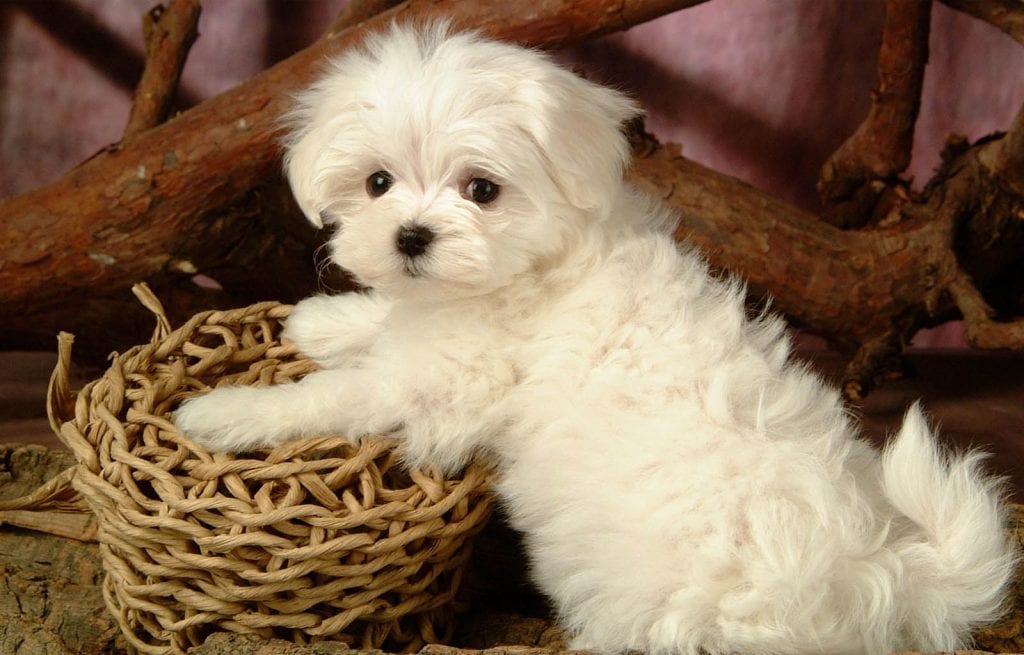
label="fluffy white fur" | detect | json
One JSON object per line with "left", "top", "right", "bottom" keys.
{"left": 176, "top": 22, "right": 1017, "bottom": 655}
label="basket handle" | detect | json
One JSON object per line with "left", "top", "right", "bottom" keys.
{"left": 47, "top": 331, "right": 76, "bottom": 434}
{"left": 132, "top": 281, "right": 172, "bottom": 342}
{"left": 47, "top": 281, "right": 169, "bottom": 441}
{"left": 7, "top": 283, "right": 172, "bottom": 542}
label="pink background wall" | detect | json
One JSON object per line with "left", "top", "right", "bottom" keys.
{"left": 2, "top": 0, "right": 1022, "bottom": 347}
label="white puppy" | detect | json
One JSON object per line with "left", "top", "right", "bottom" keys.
{"left": 177, "top": 22, "right": 1016, "bottom": 655}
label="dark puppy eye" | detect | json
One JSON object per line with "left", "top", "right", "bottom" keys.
{"left": 465, "top": 177, "right": 500, "bottom": 205}
{"left": 366, "top": 171, "right": 393, "bottom": 197}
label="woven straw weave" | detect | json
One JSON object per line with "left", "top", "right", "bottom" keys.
{"left": 46, "top": 287, "right": 495, "bottom": 655}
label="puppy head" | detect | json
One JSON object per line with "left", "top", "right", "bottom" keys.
{"left": 283, "top": 21, "right": 640, "bottom": 298}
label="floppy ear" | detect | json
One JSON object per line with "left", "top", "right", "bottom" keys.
{"left": 524, "top": 68, "right": 642, "bottom": 213}
{"left": 282, "top": 121, "right": 329, "bottom": 229}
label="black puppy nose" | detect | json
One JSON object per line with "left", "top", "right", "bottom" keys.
{"left": 396, "top": 225, "right": 435, "bottom": 257}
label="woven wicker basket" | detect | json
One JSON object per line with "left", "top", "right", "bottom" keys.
{"left": 45, "top": 286, "right": 495, "bottom": 655}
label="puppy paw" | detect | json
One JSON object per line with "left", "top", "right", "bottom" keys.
{"left": 175, "top": 386, "right": 286, "bottom": 453}
{"left": 283, "top": 293, "right": 387, "bottom": 368}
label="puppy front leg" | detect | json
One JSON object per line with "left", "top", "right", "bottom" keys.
{"left": 175, "top": 368, "right": 397, "bottom": 453}
{"left": 282, "top": 291, "right": 391, "bottom": 369}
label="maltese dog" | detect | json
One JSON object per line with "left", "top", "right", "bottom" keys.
{"left": 177, "top": 22, "right": 1016, "bottom": 655}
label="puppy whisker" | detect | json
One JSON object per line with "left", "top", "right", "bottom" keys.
{"left": 313, "top": 242, "right": 341, "bottom": 293}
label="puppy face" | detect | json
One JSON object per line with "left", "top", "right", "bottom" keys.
{"left": 284, "top": 22, "right": 640, "bottom": 299}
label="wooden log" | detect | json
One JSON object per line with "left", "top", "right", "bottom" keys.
{"left": 0, "top": 0, "right": 704, "bottom": 358}
{"left": 628, "top": 119, "right": 1024, "bottom": 397}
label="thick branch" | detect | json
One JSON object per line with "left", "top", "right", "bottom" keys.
{"left": 629, "top": 117, "right": 1023, "bottom": 397}
{"left": 631, "top": 140, "right": 927, "bottom": 352}
{"left": 124, "top": 0, "right": 202, "bottom": 139}
{"left": 0, "top": 0, "right": 704, "bottom": 355}
{"left": 948, "top": 105, "right": 1024, "bottom": 325}
{"left": 328, "top": 0, "right": 405, "bottom": 36}
{"left": 818, "top": 0, "right": 931, "bottom": 228}
{"left": 939, "top": 0, "right": 1024, "bottom": 46}
{"left": 949, "top": 272, "right": 1024, "bottom": 349}
{"left": 946, "top": 107, "right": 1024, "bottom": 352}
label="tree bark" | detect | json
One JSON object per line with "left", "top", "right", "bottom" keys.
{"left": 818, "top": 0, "right": 931, "bottom": 228}
{"left": 0, "top": 445, "right": 121, "bottom": 654}
{"left": 0, "top": 0, "right": 705, "bottom": 358}
{"left": 328, "top": 0, "right": 406, "bottom": 35}
{"left": 123, "top": 0, "right": 202, "bottom": 139}
{"left": 628, "top": 115, "right": 1024, "bottom": 397}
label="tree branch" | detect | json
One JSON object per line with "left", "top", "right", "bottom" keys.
{"left": 0, "top": 0, "right": 705, "bottom": 356}
{"left": 124, "top": 0, "right": 202, "bottom": 139}
{"left": 628, "top": 113, "right": 1023, "bottom": 397}
{"left": 328, "top": 0, "right": 405, "bottom": 36}
{"left": 949, "top": 271, "right": 1024, "bottom": 349}
{"left": 818, "top": 0, "right": 931, "bottom": 228}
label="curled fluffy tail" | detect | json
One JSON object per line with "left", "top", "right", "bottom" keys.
{"left": 881, "top": 402, "right": 1018, "bottom": 649}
